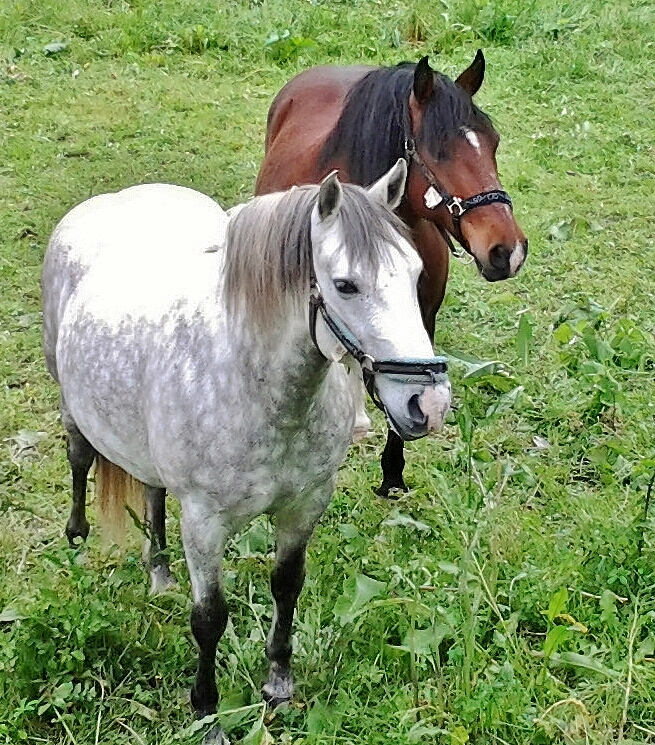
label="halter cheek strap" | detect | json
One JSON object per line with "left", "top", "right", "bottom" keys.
{"left": 308, "top": 281, "right": 448, "bottom": 417}
{"left": 404, "top": 136, "right": 513, "bottom": 255}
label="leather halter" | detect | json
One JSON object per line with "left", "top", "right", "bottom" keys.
{"left": 308, "top": 280, "right": 447, "bottom": 415}
{"left": 403, "top": 135, "right": 513, "bottom": 256}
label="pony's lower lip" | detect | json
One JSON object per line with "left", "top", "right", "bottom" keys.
{"left": 385, "top": 404, "right": 435, "bottom": 441}
{"left": 392, "top": 420, "right": 430, "bottom": 441}
{"left": 376, "top": 379, "right": 451, "bottom": 441}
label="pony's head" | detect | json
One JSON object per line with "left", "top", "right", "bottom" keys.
{"left": 224, "top": 161, "right": 450, "bottom": 439}
{"left": 406, "top": 51, "right": 527, "bottom": 281}
{"left": 310, "top": 161, "right": 451, "bottom": 440}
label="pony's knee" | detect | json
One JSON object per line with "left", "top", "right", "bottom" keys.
{"left": 352, "top": 408, "right": 372, "bottom": 442}
{"left": 191, "top": 588, "right": 229, "bottom": 649}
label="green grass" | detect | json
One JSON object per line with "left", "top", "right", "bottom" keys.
{"left": 1, "top": 0, "right": 655, "bottom": 743}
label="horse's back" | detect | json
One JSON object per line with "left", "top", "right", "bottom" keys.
{"left": 256, "top": 65, "right": 374, "bottom": 194}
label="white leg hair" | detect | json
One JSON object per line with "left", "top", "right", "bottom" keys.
{"left": 347, "top": 364, "right": 371, "bottom": 442}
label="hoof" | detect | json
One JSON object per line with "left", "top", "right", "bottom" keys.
{"left": 203, "top": 725, "right": 230, "bottom": 745}
{"left": 374, "top": 482, "right": 407, "bottom": 499}
{"left": 65, "top": 519, "right": 90, "bottom": 547}
{"left": 149, "top": 564, "right": 176, "bottom": 595}
{"left": 262, "top": 664, "right": 294, "bottom": 709}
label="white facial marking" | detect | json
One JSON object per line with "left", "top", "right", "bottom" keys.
{"left": 463, "top": 127, "right": 481, "bottom": 152}
{"left": 509, "top": 239, "right": 526, "bottom": 275}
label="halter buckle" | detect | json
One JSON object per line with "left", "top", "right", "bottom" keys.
{"left": 404, "top": 137, "right": 416, "bottom": 158}
{"left": 359, "top": 354, "right": 375, "bottom": 372}
{"left": 447, "top": 197, "right": 465, "bottom": 218}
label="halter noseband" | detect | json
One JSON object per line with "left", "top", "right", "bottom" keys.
{"left": 308, "top": 280, "right": 447, "bottom": 416}
{"left": 403, "top": 135, "right": 513, "bottom": 255}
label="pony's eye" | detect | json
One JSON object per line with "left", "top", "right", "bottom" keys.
{"left": 333, "top": 279, "right": 359, "bottom": 295}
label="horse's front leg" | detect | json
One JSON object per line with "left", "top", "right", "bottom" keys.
{"left": 181, "top": 506, "right": 230, "bottom": 744}
{"left": 376, "top": 429, "right": 407, "bottom": 497}
{"left": 374, "top": 218, "right": 447, "bottom": 497}
{"left": 143, "top": 485, "right": 175, "bottom": 593}
{"left": 262, "top": 540, "right": 307, "bottom": 707}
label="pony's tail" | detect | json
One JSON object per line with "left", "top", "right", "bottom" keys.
{"left": 95, "top": 455, "right": 146, "bottom": 543}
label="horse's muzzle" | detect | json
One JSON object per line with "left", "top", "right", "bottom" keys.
{"left": 478, "top": 238, "right": 528, "bottom": 282}
{"left": 375, "top": 373, "right": 451, "bottom": 441}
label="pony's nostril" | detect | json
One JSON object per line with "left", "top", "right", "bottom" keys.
{"left": 408, "top": 394, "right": 427, "bottom": 426}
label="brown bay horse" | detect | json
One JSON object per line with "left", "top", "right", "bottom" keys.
{"left": 255, "top": 50, "right": 528, "bottom": 497}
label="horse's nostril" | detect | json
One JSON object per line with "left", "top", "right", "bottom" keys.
{"left": 408, "top": 394, "right": 427, "bottom": 426}
{"left": 489, "top": 244, "right": 510, "bottom": 270}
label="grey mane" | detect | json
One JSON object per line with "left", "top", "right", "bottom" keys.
{"left": 223, "top": 183, "right": 411, "bottom": 327}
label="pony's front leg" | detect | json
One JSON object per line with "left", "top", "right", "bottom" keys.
{"left": 182, "top": 507, "right": 230, "bottom": 744}
{"left": 262, "top": 540, "right": 307, "bottom": 707}
{"left": 191, "top": 585, "right": 229, "bottom": 743}
{"left": 143, "top": 486, "right": 175, "bottom": 593}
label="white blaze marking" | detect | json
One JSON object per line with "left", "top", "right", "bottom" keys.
{"left": 509, "top": 239, "right": 526, "bottom": 275}
{"left": 463, "top": 128, "right": 481, "bottom": 152}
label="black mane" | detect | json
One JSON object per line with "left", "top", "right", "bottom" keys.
{"left": 319, "top": 62, "right": 495, "bottom": 186}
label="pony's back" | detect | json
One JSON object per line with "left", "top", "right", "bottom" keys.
{"left": 42, "top": 184, "right": 228, "bottom": 382}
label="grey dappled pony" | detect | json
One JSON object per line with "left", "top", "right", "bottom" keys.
{"left": 42, "top": 161, "right": 451, "bottom": 743}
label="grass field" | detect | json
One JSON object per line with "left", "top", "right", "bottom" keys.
{"left": 1, "top": 0, "right": 655, "bottom": 743}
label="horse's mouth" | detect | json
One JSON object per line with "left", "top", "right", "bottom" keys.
{"left": 476, "top": 240, "right": 528, "bottom": 282}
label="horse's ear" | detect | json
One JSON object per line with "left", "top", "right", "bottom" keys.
{"left": 413, "top": 56, "right": 435, "bottom": 105}
{"left": 368, "top": 159, "right": 407, "bottom": 211}
{"left": 318, "top": 170, "right": 343, "bottom": 222}
{"left": 455, "top": 49, "right": 485, "bottom": 96}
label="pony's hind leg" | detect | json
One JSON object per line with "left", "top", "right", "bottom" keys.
{"left": 262, "top": 541, "right": 307, "bottom": 706}
{"left": 375, "top": 429, "right": 407, "bottom": 497}
{"left": 62, "top": 404, "right": 96, "bottom": 546}
{"left": 143, "top": 486, "right": 175, "bottom": 593}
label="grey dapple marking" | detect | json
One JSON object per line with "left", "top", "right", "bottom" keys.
{"left": 42, "top": 162, "right": 450, "bottom": 744}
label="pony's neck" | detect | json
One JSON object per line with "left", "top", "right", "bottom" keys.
{"left": 242, "top": 310, "right": 334, "bottom": 421}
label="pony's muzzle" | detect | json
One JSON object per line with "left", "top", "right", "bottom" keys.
{"left": 376, "top": 374, "right": 451, "bottom": 441}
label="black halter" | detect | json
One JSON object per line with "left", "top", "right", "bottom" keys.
{"left": 403, "top": 135, "right": 513, "bottom": 255}
{"left": 308, "top": 281, "right": 447, "bottom": 414}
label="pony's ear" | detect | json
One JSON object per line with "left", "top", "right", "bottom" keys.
{"left": 455, "top": 49, "right": 485, "bottom": 96}
{"left": 368, "top": 159, "right": 407, "bottom": 211}
{"left": 413, "top": 56, "right": 435, "bottom": 104}
{"left": 318, "top": 170, "right": 343, "bottom": 222}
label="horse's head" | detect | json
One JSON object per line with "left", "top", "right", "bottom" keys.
{"left": 405, "top": 51, "right": 527, "bottom": 281}
{"left": 310, "top": 160, "right": 451, "bottom": 440}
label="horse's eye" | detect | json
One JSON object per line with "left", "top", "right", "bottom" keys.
{"left": 334, "top": 279, "right": 359, "bottom": 295}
